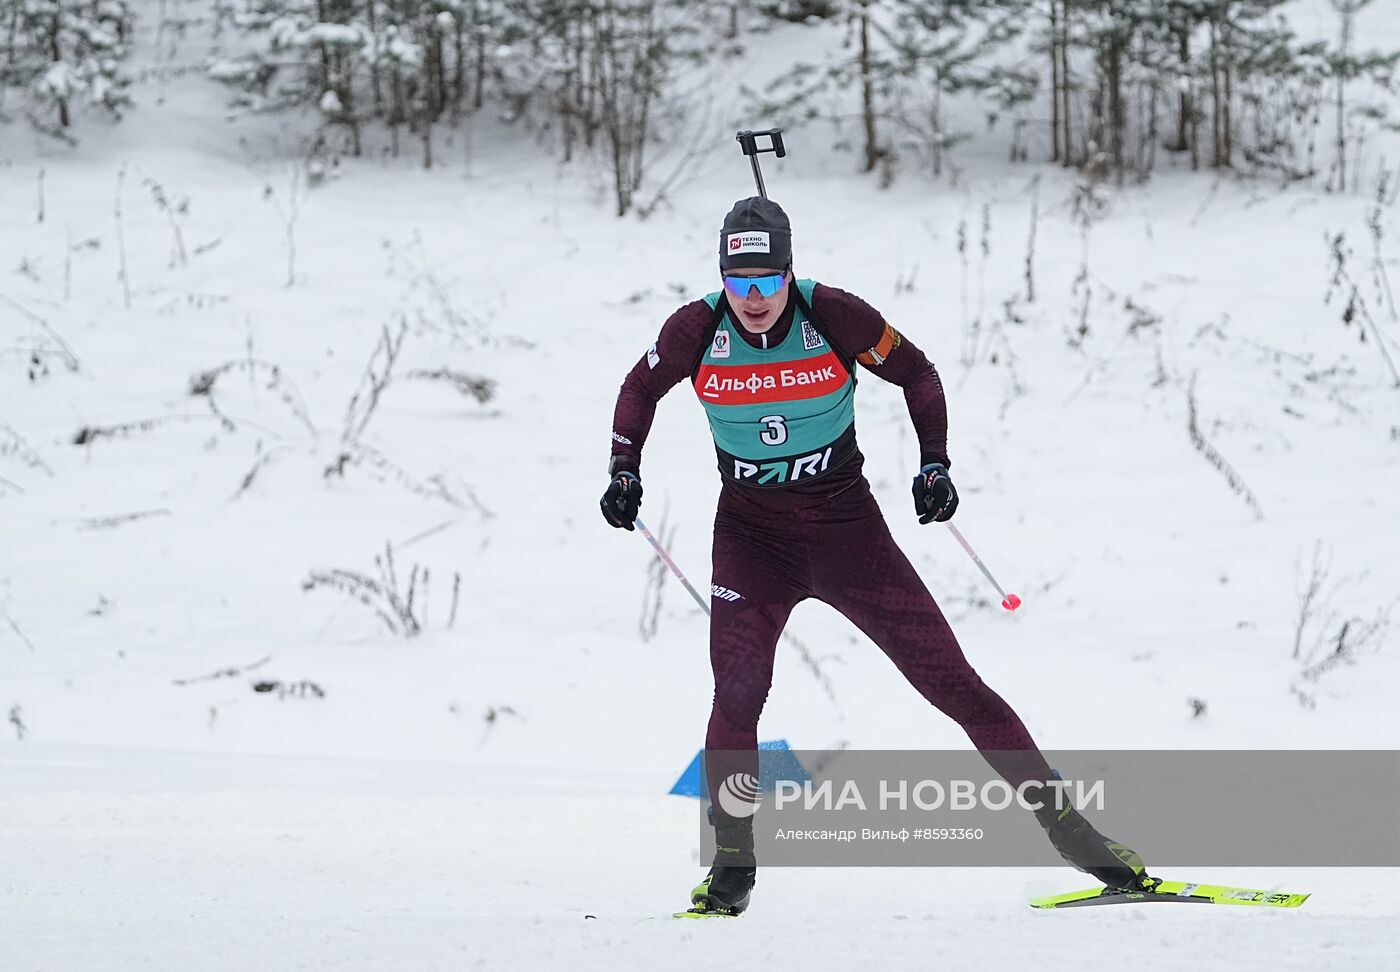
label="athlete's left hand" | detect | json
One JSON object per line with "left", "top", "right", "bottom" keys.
{"left": 912, "top": 463, "right": 958, "bottom": 523}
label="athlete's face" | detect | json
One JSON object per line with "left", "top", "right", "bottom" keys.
{"left": 725, "top": 267, "right": 791, "bottom": 333}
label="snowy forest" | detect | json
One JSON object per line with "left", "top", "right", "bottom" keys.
{"left": 3, "top": 1, "right": 1399, "bottom": 969}
{"left": 6, "top": 2, "right": 1400, "bottom": 206}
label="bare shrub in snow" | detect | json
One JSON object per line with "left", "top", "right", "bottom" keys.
{"left": 189, "top": 358, "right": 318, "bottom": 437}
{"left": 303, "top": 566, "right": 421, "bottom": 638}
{"left": 1293, "top": 605, "right": 1393, "bottom": 710}
{"left": 1324, "top": 231, "right": 1400, "bottom": 387}
{"left": 1293, "top": 543, "right": 1331, "bottom": 661}
{"left": 264, "top": 163, "right": 310, "bottom": 287}
{"left": 0, "top": 423, "right": 53, "bottom": 476}
{"left": 303, "top": 541, "right": 460, "bottom": 638}
{"left": 184, "top": 325, "right": 488, "bottom": 502}
{"left": 1364, "top": 171, "right": 1398, "bottom": 322}
{"left": 1068, "top": 173, "right": 1108, "bottom": 349}
{"left": 142, "top": 175, "right": 190, "bottom": 268}
{"left": 319, "top": 318, "right": 495, "bottom": 509}
{"left": 638, "top": 506, "right": 675, "bottom": 642}
{"left": 0, "top": 292, "right": 82, "bottom": 379}
{"left": 337, "top": 318, "right": 407, "bottom": 452}
{"left": 1289, "top": 542, "right": 1395, "bottom": 706}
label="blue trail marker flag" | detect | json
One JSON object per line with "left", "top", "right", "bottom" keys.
{"left": 668, "top": 739, "right": 811, "bottom": 798}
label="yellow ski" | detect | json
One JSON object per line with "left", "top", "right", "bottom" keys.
{"left": 1031, "top": 878, "right": 1310, "bottom": 910}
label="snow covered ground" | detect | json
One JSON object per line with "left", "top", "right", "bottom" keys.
{"left": 3, "top": 2, "right": 1399, "bottom": 969}
{"left": 5, "top": 744, "right": 1398, "bottom": 971}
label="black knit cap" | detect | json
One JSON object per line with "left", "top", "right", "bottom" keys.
{"left": 719, "top": 196, "right": 792, "bottom": 271}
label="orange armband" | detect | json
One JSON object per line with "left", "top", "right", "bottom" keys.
{"left": 857, "top": 321, "right": 902, "bottom": 367}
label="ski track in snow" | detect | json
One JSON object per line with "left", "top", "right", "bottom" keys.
{"left": 2, "top": 2, "right": 1399, "bottom": 968}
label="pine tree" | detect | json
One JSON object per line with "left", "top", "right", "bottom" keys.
{"left": 754, "top": 0, "right": 1034, "bottom": 182}
{"left": 3, "top": 0, "right": 136, "bottom": 133}
{"left": 209, "top": 0, "right": 502, "bottom": 162}
{"left": 880, "top": 0, "right": 1036, "bottom": 177}
{"left": 1322, "top": 0, "right": 1400, "bottom": 192}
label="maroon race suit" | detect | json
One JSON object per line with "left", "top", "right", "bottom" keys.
{"left": 608, "top": 283, "right": 1052, "bottom": 816}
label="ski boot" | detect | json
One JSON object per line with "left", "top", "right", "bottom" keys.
{"left": 1032, "top": 778, "right": 1154, "bottom": 892}
{"left": 689, "top": 866, "right": 756, "bottom": 916}
{"left": 685, "top": 816, "right": 756, "bottom": 917}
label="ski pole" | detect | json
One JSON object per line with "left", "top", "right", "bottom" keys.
{"left": 634, "top": 516, "right": 711, "bottom": 617}
{"left": 634, "top": 516, "right": 839, "bottom": 706}
{"left": 736, "top": 129, "right": 786, "bottom": 199}
{"left": 944, "top": 523, "right": 1022, "bottom": 612}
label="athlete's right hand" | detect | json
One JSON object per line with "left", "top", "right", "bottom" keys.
{"left": 600, "top": 472, "right": 643, "bottom": 531}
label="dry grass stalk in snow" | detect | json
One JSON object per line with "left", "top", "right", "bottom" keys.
{"left": 172, "top": 656, "right": 273, "bottom": 687}
{"left": 0, "top": 423, "right": 52, "bottom": 474}
{"left": 72, "top": 413, "right": 234, "bottom": 447}
{"left": 8, "top": 705, "right": 25, "bottom": 740}
{"left": 339, "top": 318, "right": 407, "bottom": 449}
{"left": 142, "top": 174, "right": 189, "bottom": 268}
{"left": 252, "top": 679, "right": 325, "bottom": 699}
{"left": 3, "top": 607, "right": 36, "bottom": 651}
{"left": 403, "top": 367, "right": 496, "bottom": 404}
{"left": 114, "top": 166, "right": 132, "bottom": 310}
{"left": 189, "top": 357, "right": 318, "bottom": 437}
{"left": 1185, "top": 372, "right": 1265, "bottom": 519}
{"left": 77, "top": 509, "right": 171, "bottom": 531}
{"left": 1293, "top": 543, "right": 1331, "bottom": 660}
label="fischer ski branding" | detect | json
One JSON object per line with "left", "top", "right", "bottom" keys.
{"left": 1030, "top": 878, "right": 1310, "bottom": 910}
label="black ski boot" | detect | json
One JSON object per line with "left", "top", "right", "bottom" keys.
{"left": 689, "top": 866, "right": 756, "bottom": 916}
{"left": 688, "top": 817, "right": 756, "bottom": 916}
{"left": 1032, "top": 782, "right": 1153, "bottom": 891}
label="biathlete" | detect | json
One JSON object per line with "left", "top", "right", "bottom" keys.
{"left": 601, "top": 196, "right": 1149, "bottom": 916}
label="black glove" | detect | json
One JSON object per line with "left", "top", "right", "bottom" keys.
{"left": 600, "top": 471, "right": 643, "bottom": 531}
{"left": 912, "top": 463, "right": 958, "bottom": 523}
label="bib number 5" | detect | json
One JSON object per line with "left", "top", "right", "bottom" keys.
{"left": 759, "top": 414, "right": 787, "bottom": 447}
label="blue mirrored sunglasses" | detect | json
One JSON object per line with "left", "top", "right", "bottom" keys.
{"left": 723, "top": 273, "right": 787, "bottom": 299}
